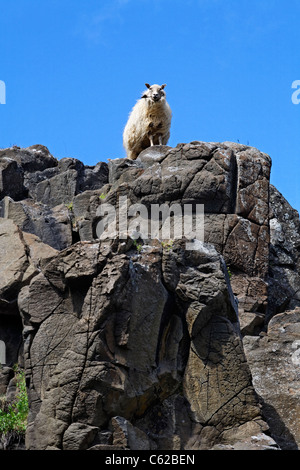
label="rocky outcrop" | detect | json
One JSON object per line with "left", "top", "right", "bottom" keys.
{"left": 17, "top": 237, "right": 269, "bottom": 450}
{"left": 268, "top": 185, "right": 300, "bottom": 319}
{"left": 0, "top": 218, "right": 58, "bottom": 364}
{"left": 0, "top": 146, "right": 108, "bottom": 250}
{"left": 244, "top": 309, "right": 300, "bottom": 450}
{"left": 0, "top": 141, "right": 299, "bottom": 450}
{"left": 99, "top": 142, "right": 271, "bottom": 337}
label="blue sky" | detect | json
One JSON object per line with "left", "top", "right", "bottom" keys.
{"left": 1, "top": 0, "right": 300, "bottom": 213}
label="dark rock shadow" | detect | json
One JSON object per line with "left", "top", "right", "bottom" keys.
{"left": 259, "top": 397, "right": 298, "bottom": 450}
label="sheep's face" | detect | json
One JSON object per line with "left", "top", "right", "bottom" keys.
{"left": 142, "top": 84, "right": 166, "bottom": 103}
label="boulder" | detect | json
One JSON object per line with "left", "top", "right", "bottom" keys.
{"left": 244, "top": 309, "right": 300, "bottom": 449}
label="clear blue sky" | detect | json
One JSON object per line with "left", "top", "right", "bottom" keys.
{"left": 1, "top": 0, "right": 300, "bottom": 213}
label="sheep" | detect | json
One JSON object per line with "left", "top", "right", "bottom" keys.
{"left": 123, "top": 83, "right": 172, "bottom": 160}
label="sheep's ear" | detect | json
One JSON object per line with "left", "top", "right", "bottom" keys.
{"left": 145, "top": 83, "right": 151, "bottom": 88}
{"left": 161, "top": 84, "right": 167, "bottom": 89}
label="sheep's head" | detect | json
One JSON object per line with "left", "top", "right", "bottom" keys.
{"left": 142, "top": 83, "right": 166, "bottom": 103}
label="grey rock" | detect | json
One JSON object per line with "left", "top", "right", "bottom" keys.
{"left": 0, "top": 158, "right": 24, "bottom": 201}
{"left": 20, "top": 238, "right": 264, "bottom": 450}
{"left": 0, "top": 367, "right": 14, "bottom": 395}
{"left": 81, "top": 142, "right": 271, "bottom": 339}
{"left": 111, "top": 416, "right": 152, "bottom": 450}
{"left": 36, "top": 169, "right": 77, "bottom": 207}
{"left": 0, "top": 145, "right": 58, "bottom": 202}
{"left": 63, "top": 422, "right": 98, "bottom": 450}
{"left": 244, "top": 309, "right": 300, "bottom": 449}
{"left": 0, "top": 146, "right": 108, "bottom": 251}
{"left": 1, "top": 140, "right": 300, "bottom": 451}
{"left": 2, "top": 197, "right": 72, "bottom": 251}
{"left": 0, "top": 218, "right": 58, "bottom": 367}
{"left": 267, "top": 185, "right": 300, "bottom": 319}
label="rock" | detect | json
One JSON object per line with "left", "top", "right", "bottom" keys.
{"left": 0, "top": 158, "right": 24, "bottom": 201}
{"left": 214, "top": 419, "right": 278, "bottom": 450}
{"left": 81, "top": 162, "right": 109, "bottom": 192}
{"left": 63, "top": 422, "right": 98, "bottom": 450}
{"left": 103, "top": 142, "right": 271, "bottom": 335}
{"left": 1, "top": 140, "right": 300, "bottom": 450}
{"left": 0, "top": 218, "right": 58, "bottom": 367}
{"left": 0, "top": 146, "right": 108, "bottom": 250}
{"left": 35, "top": 169, "right": 79, "bottom": 208}
{"left": 2, "top": 145, "right": 58, "bottom": 173}
{"left": 19, "top": 237, "right": 266, "bottom": 450}
{"left": 268, "top": 185, "right": 300, "bottom": 319}
{"left": 108, "top": 158, "right": 144, "bottom": 185}
{"left": 235, "top": 146, "right": 271, "bottom": 225}
{"left": 25, "top": 167, "right": 59, "bottom": 200}
{"left": 111, "top": 416, "right": 152, "bottom": 450}
{"left": 0, "top": 367, "right": 14, "bottom": 395}
{"left": 34, "top": 159, "right": 109, "bottom": 208}
{"left": 135, "top": 394, "right": 193, "bottom": 450}
{"left": 0, "top": 145, "right": 58, "bottom": 202}
{"left": 1, "top": 197, "right": 73, "bottom": 251}
{"left": 0, "top": 219, "right": 29, "bottom": 302}
{"left": 80, "top": 143, "right": 270, "bottom": 336}
{"left": 212, "top": 433, "right": 279, "bottom": 451}
{"left": 0, "top": 218, "right": 58, "bottom": 304}
{"left": 244, "top": 309, "right": 300, "bottom": 449}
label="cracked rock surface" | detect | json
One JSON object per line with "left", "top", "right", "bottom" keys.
{"left": 19, "top": 238, "right": 266, "bottom": 450}
{"left": 1, "top": 142, "right": 300, "bottom": 450}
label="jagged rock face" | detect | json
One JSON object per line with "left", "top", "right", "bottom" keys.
{"left": 0, "top": 218, "right": 58, "bottom": 368}
{"left": 268, "top": 185, "right": 300, "bottom": 318}
{"left": 106, "top": 142, "right": 271, "bottom": 335}
{"left": 18, "top": 238, "right": 266, "bottom": 450}
{"left": 0, "top": 146, "right": 108, "bottom": 250}
{"left": 244, "top": 309, "right": 300, "bottom": 450}
{"left": 0, "top": 142, "right": 272, "bottom": 334}
{"left": 1, "top": 141, "right": 300, "bottom": 450}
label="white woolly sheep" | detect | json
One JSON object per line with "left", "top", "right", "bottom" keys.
{"left": 123, "top": 83, "right": 172, "bottom": 160}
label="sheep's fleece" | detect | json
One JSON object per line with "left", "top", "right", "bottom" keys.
{"left": 123, "top": 83, "right": 172, "bottom": 160}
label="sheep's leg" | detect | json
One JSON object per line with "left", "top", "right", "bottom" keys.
{"left": 158, "top": 135, "right": 163, "bottom": 145}
{"left": 149, "top": 135, "right": 154, "bottom": 146}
